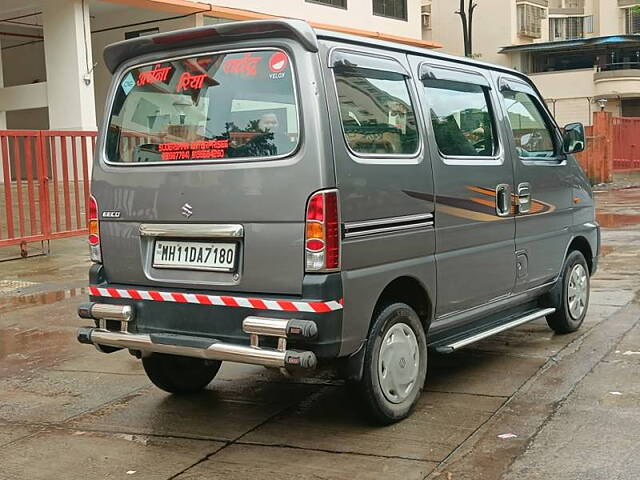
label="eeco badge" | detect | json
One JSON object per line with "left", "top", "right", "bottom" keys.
{"left": 268, "top": 52, "right": 288, "bottom": 73}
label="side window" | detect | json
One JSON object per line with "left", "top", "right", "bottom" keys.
{"left": 334, "top": 68, "right": 419, "bottom": 156}
{"left": 501, "top": 90, "right": 556, "bottom": 159}
{"left": 424, "top": 79, "right": 497, "bottom": 158}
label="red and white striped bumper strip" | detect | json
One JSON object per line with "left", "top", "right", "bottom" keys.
{"left": 88, "top": 286, "right": 343, "bottom": 314}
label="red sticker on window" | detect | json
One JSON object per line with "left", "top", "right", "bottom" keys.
{"left": 176, "top": 72, "right": 208, "bottom": 92}
{"left": 268, "top": 52, "right": 288, "bottom": 73}
{"left": 223, "top": 53, "right": 262, "bottom": 76}
{"left": 137, "top": 64, "right": 172, "bottom": 86}
{"left": 159, "top": 140, "right": 229, "bottom": 161}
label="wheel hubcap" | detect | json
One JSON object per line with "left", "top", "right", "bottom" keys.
{"left": 568, "top": 264, "right": 588, "bottom": 320}
{"left": 378, "top": 323, "right": 420, "bottom": 404}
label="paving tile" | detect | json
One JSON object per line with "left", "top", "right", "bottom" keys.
{"left": 588, "top": 289, "right": 635, "bottom": 307}
{"left": 71, "top": 378, "right": 319, "bottom": 442}
{"left": 0, "top": 370, "right": 149, "bottom": 424}
{"left": 605, "top": 322, "right": 640, "bottom": 366}
{"left": 0, "top": 428, "right": 223, "bottom": 480}
{"left": 0, "top": 423, "right": 41, "bottom": 448}
{"left": 427, "top": 350, "right": 545, "bottom": 397}
{"left": 505, "top": 362, "right": 640, "bottom": 480}
{"left": 50, "top": 349, "right": 145, "bottom": 376}
{"left": 241, "top": 386, "right": 504, "bottom": 462}
{"left": 176, "top": 444, "right": 435, "bottom": 480}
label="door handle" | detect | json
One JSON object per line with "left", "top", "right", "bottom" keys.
{"left": 495, "top": 184, "right": 511, "bottom": 217}
{"left": 517, "top": 182, "right": 531, "bottom": 214}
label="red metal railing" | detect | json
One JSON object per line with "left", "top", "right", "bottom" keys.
{"left": 0, "top": 130, "right": 97, "bottom": 252}
{"left": 613, "top": 117, "right": 640, "bottom": 171}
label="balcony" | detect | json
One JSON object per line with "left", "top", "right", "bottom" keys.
{"left": 549, "top": 0, "right": 584, "bottom": 15}
{"left": 594, "top": 63, "right": 640, "bottom": 98}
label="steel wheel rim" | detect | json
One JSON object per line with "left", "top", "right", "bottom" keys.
{"left": 567, "top": 263, "right": 588, "bottom": 320}
{"left": 378, "top": 323, "right": 420, "bottom": 404}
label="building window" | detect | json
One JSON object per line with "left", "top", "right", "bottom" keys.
{"left": 517, "top": 4, "right": 546, "bottom": 39}
{"left": 306, "top": 0, "right": 347, "bottom": 8}
{"left": 624, "top": 7, "right": 640, "bottom": 34}
{"left": 421, "top": 3, "right": 431, "bottom": 29}
{"left": 549, "top": 15, "right": 593, "bottom": 40}
{"left": 125, "top": 27, "right": 159, "bottom": 39}
{"left": 373, "top": 0, "right": 407, "bottom": 21}
{"left": 564, "top": 0, "right": 583, "bottom": 8}
{"left": 549, "top": 0, "right": 584, "bottom": 8}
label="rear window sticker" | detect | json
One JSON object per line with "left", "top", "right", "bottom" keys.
{"left": 121, "top": 73, "right": 136, "bottom": 95}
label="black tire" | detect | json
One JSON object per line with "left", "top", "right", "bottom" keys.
{"left": 142, "top": 353, "right": 221, "bottom": 394}
{"left": 546, "top": 250, "right": 590, "bottom": 334}
{"left": 353, "top": 303, "right": 427, "bottom": 425}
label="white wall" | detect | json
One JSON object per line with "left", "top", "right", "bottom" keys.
{"left": 531, "top": 68, "right": 599, "bottom": 125}
{"left": 208, "top": 0, "right": 423, "bottom": 39}
{"left": 42, "top": 0, "right": 96, "bottom": 130}
{"left": 429, "top": 0, "right": 514, "bottom": 67}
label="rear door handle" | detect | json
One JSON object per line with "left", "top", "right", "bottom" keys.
{"left": 517, "top": 182, "right": 531, "bottom": 214}
{"left": 495, "top": 184, "right": 511, "bottom": 217}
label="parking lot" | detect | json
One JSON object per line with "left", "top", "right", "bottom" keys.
{"left": 1, "top": 187, "right": 639, "bottom": 480}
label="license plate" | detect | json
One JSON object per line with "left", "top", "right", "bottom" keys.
{"left": 153, "top": 240, "right": 237, "bottom": 271}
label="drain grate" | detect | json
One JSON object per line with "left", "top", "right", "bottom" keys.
{"left": 0, "top": 280, "right": 39, "bottom": 295}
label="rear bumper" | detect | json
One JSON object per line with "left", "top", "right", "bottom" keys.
{"left": 79, "top": 265, "right": 344, "bottom": 360}
{"left": 78, "top": 317, "right": 318, "bottom": 369}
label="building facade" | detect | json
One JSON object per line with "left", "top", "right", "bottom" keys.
{"left": 0, "top": 0, "right": 432, "bottom": 132}
{"left": 424, "top": 0, "right": 640, "bottom": 125}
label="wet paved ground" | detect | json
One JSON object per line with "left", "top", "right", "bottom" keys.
{"left": 0, "top": 188, "right": 639, "bottom": 479}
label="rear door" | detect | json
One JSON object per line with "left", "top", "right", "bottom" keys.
{"left": 93, "top": 42, "right": 331, "bottom": 295}
{"left": 494, "top": 74, "right": 572, "bottom": 292}
{"left": 410, "top": 58, "right": 516, "bottom": 319}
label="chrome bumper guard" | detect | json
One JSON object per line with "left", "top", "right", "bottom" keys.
{"left": 77, "top": 304, "right": 318, "bottom": 369}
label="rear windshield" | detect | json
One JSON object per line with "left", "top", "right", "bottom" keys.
{"left": 106, "top": 49, "right": 299, "bottom": 164}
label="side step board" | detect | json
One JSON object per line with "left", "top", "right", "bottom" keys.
{"left": 434, "top": 308, "right": 556, "bottom": 354}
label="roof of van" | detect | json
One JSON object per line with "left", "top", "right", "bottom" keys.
{"left": 103, "top": 18, "right": 527, "bottom": 83}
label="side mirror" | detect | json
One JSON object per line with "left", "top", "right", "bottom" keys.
{"left": 562, "top": 122, "right": 586, "bottom": 154}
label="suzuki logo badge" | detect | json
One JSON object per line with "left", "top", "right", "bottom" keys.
{"left": 181, "top": 203, "right": 193, "bottom": 219}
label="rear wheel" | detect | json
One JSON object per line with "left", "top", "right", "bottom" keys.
{"left": 547, "top": 250, "right": 590, "bottom": 334}
{"left": 354, "top": 303, "right": 427, "bottom": 425}
{"left": 142, "top": 353, "right": 221, "bottom": 394}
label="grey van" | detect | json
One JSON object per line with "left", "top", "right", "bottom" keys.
{"left": 77, "top": 19, "right": 598, "bottom": 424}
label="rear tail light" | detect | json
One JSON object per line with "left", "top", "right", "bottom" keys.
{"left": 305, "top": 189, "right": 340, "bottom": 272}
{"left": 88, "top": 195, "right": 102, "bottom": 263}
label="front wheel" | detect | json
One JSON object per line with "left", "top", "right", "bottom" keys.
{"left": 547, "top": 250, "right": 590, "bottom": 334}
{"left": 353, "top": 303, "right": 427, "bottom": 425}
{"left": 142, "top": 353, "right": 221, "bottom": 394}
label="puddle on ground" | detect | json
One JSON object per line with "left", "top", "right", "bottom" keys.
{"left": 600, "top": 245, "right": 614, "bottom": 257}
{"left": 595, "top": 213, "right": 640, "bottom": 228}
{"left": 0, "top": 287, "right": 86, "bottom": 315}
{"left": 0, "top": 327, "right": 77, "bottom": 378}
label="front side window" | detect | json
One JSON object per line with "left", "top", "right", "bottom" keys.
{"left": 424, "top": 80, "right": 497, "bottom": 158}
{"left": 373, "top": 0, "right": 407, "bottom": 20}
{"left": 502, "top": 91, "right": 556, "bottom": 159}
{"left": 334, "top": 68, "right": 419, "bottom": 156}
{"left": 107, "top": 50, "right": 298, "bottom": 164}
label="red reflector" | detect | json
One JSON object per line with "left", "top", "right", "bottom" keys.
{"left": 307, "top": 193, "right": 324, "bottom": 222}
{"left": 88, "top": 234, "right": 100, "bottom": 246}
{"left": 324, "top": 192, "right": 339, "bottom": 269}
{"left": 306, "top": 239, "right": 324, "bottom": 252}
{"left": 89, "top": 195, "right": 98, "bottom": 220}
